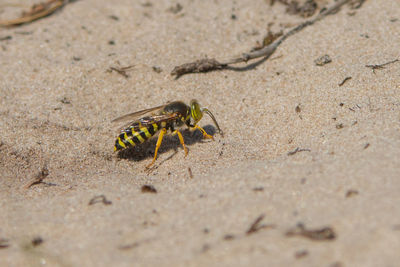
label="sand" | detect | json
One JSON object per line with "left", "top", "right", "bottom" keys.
{"left": 1, "top": 0, "right": 400, "bottom": 266}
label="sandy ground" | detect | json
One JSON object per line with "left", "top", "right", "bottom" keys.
{"left": 1, "top": 0, "right": 400, "bottom": 266}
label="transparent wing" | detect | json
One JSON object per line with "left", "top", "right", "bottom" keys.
{"left": 115, "top": 112, "right": 180, "bottom": 133}
{"left": 138, "top": 113, "right": 180, "bottom": 126}
{"left": 111, "top": 104, "right": 167, "bottom": 123}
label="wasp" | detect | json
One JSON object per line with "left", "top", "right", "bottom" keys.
{"left": 112, "top": 100, "right": 223, "bottom": 168}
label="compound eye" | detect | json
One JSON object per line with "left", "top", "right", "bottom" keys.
{"left": 190, "top": 100, "right": 203, "bottom": 123}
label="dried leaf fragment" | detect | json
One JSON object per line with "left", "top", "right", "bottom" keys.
{"left": 0, "top": 238, "right": 10, "bottom": 249}
{"left": 141, "top": 184, "right": 157, "bottom": 193}
{"left": 286, "top": 223, "right": 336, "bottom": 241}
{"left": 314, "top": 54, "right": 332, "bottom": 66}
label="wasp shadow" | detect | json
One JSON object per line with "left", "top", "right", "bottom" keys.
{"left": 225, "top": 54, "right": 272, "bottom": 72}
{"left": 116, "top": 125, "right": 217, "bottom": 162}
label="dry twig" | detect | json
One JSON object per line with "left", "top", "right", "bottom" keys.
{"left": 24, "top": 166, "right": 49, "bottom": 189}
{"left": 0, "top": 0, "right": 66, "bottom": 27}
{"left": 286, "top": 223, "right": 336, "bottom": 241}
{"left": 287, "top": 147, "right": 311, "bottom": 156}
{"left": 107, "top": 65, "right": 135, "bottom": 78}
{"left": 88, "top": 195, "right": 112, "bottom": 206}
{"left": 246, "top": 214, "right": 275, "bottom": 235}
{"left": 171, "top": 0, "right": 352, "bottom": 77}
{"left": 365, "top": 59, "right": 399, "bottom": 73}
{"left": 171, "top": 58, "right": 223, "bottom": 77}
{"left": 338, "top": 76, "right": 352, "bottom": 86}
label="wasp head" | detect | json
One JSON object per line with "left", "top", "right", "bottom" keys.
{"left": 189, "top": 99, "right": 223, "bottom": 136}
{"left": 190, "top": 99, "right": 203, "bottom": 124}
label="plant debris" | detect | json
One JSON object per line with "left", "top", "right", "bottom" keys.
{"left": 152, "top": 66, "right": 163, "bottom": 73}
{"left": 118, "top": 242, "right": 140, "bottom": 250}
{"left": 280, "top": 0, "right": 318, "bottom": 18}
{"left": 338, "top": 76, "right": 352, "bottom": 86}
{"left": 348, "top": 104, "right": 361, "bottom": 112}
{"left": 109, "top": 15, "right": 119, "bottom": 21}
{"left": 0, "top": 0, "right": 67, "bottom": 27}
{"left": 252, "top": 29, "right": 283, "bottom": 51}
{"left": 0, "top": 238, "right": 10, "bottom": 249}
{"left": 286, "top": 223, "right": 336, "bottom": 241}
{"left": 107, "top": 65, "right": 135, "bottom": 78}
{"left": 223, "top": 234, "right": 235, "bottom": 240}
{"left": 314, "top": 54, "right": 332, "bottom": 66}
{"left": 336, "top": 123, "right": 344, "bottom": 129}
{"left": 167, "top": 3, "right": 183, "bottom": 14}
{"left": 118, "top": 238, "right": 153, "bottom": 250}
{"left": 188, "top": 167, "right": 194, "bottom": 179}
{"left": 24, "top": 166, "right": 49, "bottom": 189}
{"left": 171, "top": 58, "right": 224, "bottom": 77}
{"left": 88, "top": 195, "right": 112, "bottom": 205}
{"left": 246, "top": 214, "right": 275, "bottom": 235}
{"left": 252, "top": 187, "right": 264, "bottom": 192}
{"left": 348, "top": 0, "right": 366, "bottom": 9}
{"left": 295, "top": 249, "right": 309, "bottom": 259}
{"left": 0, "top": 36, "right": 12, "bottom": 41}
{"left": 171, "top": 0, "right": 352, "bottom": 77}
{"left": 287, "top": 147, "right": 311, "bottom": 156}
{"left": 32, "top": 236, "right": 44, "bottom": 246}
{"left": 345, "top": 189, "right": 359, "bottom": 198}
{"left": 365, "top": 59, "right": 399, "bottom": 73}
{"left": 60, "top": 96, "right": 71, "bottom": 104}
{"left": 141, "top": 184, "right": 157, "bottom": 193}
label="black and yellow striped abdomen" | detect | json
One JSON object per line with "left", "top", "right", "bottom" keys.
{"left": 114, "top": 123, "right": 160, "bottom": 151}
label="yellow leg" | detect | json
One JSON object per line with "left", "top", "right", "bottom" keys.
{"left": 146, "top": 128, "right": 167, "bottom": 168}
{"left": 194, "top": 125, "right": 214, "bottom": 140}
{"left": 172, "top": 130, "right": 188, "bottom": 157}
